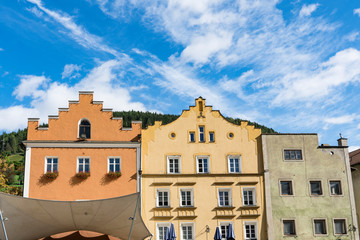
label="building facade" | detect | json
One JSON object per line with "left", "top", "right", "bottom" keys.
{"left": 141, "top": 97, "right": 266, "bottom": 240}
{"left": 350, "top": 148, "right": 360, "bottom": 232}
{"left": 23, "top": 91, "right": 142, "bottom": 201}
{"left": 262, "top": 134, "right": 358, "bottom": 239}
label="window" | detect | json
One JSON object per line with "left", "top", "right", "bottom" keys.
{"left": 228, "top": 155, "right": 241, "bottom": 173}
{"left": 196, "top": 156, "right": 209, "bottom": 173}
{"left": 157, "top": 189, "right": 170, "bottom": 207}
{"left": 181, "top": 223, "right": 194, "bottom": 240}
{"left": 79, "top": 119, "right": 91, "bottom": 139}
{"left": 209, "top": 132, "right": 215, "bottom": 142}
{"left": 284, "top": 150, "right": 302, "bottom": 160}
{"left": 77, "top": 157, "right": 90, "bottom": 172}
{"left": 157, "top": 223, "right": 171, "bottom": 240}
{"left": 189, "top": 132, "right": 195, "bottom": 142}
{"left": 283, "top": 220, "right": 296, "bottom": 236}
{"left": 334, "top": 219, "right": 347, "bottom": 235}
{"left": 108, "top": 157, "right": 120, "bottom": 173}
{"left": 167, "top": 156, "right": 181, "bottom": 174}
{"left": 244, "top": 222, "right": 257, "bottom": 240}
{"left": 45, "top": 157, "right": 58, "bottom": 173}
{"left": 218, "top": 189, "right": 232, "bottom": 207}
{"left": 199, "top": 126, "right": 205, "bottom": 142}
{"left": 310, "top": 181, "right": 322, "bottom": 196}
{"left": 330, "top": 181, "right": 342, "bottom": 195}
{"left": 243, "top": 188, "right": 256, "bottom": 206}
{"left": 280, "top": 181, "right": 293, "bottom": 196}
{"left": 313, "top": 219, "right": 327, "bottom": 235}
{"left": 180, "top": 189, "right": 193, "bottom": 207}
{"left": 220, "top": 222, "right": 232, "bottom": 240}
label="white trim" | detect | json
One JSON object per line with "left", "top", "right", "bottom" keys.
{"left": 219, "top": 221, "right": 233, "bottom": 240}
{"left": 156, "top": 188, "right": 171, "bottom": 207}
{"left": 180, "top": 222, "right": 195, "bottom": 240}
{"left": 217, "top": 188, "right": 232, "bottom": 207}
{"left": 179, "top": 188, "right": 194, "bottom": 207}
{"left": 23, "top": 147, "right": 31, "bottom": 198}
{"left": 227, "top": 155, "right": 242, "bottom": 173}
{"left": 196, "top": 155, "right": 210, "bottom": 174}
{"left": 242, "top": 187, "right": 257, "bottom": 206}
{"left": 23, "top": 141, "right": 140, "bottom": 148}
{"left": 77, "top": 157, "right": 90, "bottom": 173}
{"left": 198, "top": 125, "right": 205, "bottom": 142}
{"left": 167, "top": 155, "right": 181, "bottom": 174}
{"left": 156, "top": 222, "right": 171, "bottom": 240}
{"left": 243, "top": 221, "right": 258, "bottom": 240}
{"left": 107, "top": 156, "right": 121, "bottom": 173}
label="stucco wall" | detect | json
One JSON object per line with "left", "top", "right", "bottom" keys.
{"left": 263, "top": 134, "right": 356, "bottom": 239}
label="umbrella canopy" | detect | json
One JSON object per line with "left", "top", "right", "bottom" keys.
{"left": 214, "top": 227, "right": 222, "bottom": 240}
{"left": 226, "top": 224, "right": 235, "bottom": 240}
{"left": 0, "top": 192, "right": 151, "bottom": 240}
{"left": 169, "top": 223, "right": 176, "bottom": 240}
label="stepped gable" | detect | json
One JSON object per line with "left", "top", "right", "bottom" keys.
{"left": 27, "top": 91, "right": 141, "bottom": 141}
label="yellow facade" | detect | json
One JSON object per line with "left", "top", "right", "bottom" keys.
{"left": 141, "top": 97, "right": 266, "bottom": 240}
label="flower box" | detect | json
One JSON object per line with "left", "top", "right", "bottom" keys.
{"left": 76, "top": 171, "right": 90, "bottom": 179}
{"left": 44, "top": 171, "right": 58, "bottom": 180}
{"left": 106, "top": 171, "right": 121, "bottom": 179}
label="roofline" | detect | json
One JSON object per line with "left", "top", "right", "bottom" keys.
{"left": 262, "top": 133, "right": 317, "bottom": 135}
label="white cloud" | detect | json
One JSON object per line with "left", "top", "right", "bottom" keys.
{"left": 62, "top": 64, "right": 81, "bottom": 79}
{"left": 345, "top": 32, "right": 359, "bottom": 42}
{"left": 26, "top": 6, "right": 44, "bottom": 18}
{"left": 324, "top": 115, "right": 356, "bottom": 124}
{"left": 354, "top": 8, "right": 360, "bottom": 17}
{"left": 13, "top": 75, "right": 49, "bottom": 101}
{"left": 349, "top": 146, "right": 360, "bottom": 152}
{"left": 0, "top": 60, "right": 147, "bottom": 132}
{"left": 26, "top": 0, "right": 124, "bottom": 58}
{"left": 299, "top": 3, "right": 320, "bottom": 17}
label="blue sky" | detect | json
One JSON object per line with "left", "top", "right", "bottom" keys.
{"left": 1, "top": 0, "right": 360, "bottom": 149}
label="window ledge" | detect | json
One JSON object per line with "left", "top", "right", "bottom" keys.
{"left": 177, "top": 206, "right": 197, "bottom": 210}
{"left": 214, "top": 206, "right": 235, "bottom": 210}
{"left": 153, "top": 207, "right": 173, "bottom": 210}
{"left": 239, "top": 205, "right": 260, "bottom": 209}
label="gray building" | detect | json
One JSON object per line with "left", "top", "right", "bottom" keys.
{"left": 262, "top": 134, "right": 358, "bottom": 239}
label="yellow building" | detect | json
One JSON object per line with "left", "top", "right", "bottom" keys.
{"left": 141, "top": 97, "right": 266, "bottom": 240}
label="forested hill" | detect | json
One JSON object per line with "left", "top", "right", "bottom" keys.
{"left": 0, "top": 110, "right": 276, "bottom": 154}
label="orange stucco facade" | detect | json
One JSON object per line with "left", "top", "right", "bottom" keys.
{"left": 24, "top": 91, "right": 141, "bottom": 201}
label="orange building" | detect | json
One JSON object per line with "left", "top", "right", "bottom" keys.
{"left": 23, "top": 91, "right": 142, "bottom": 200}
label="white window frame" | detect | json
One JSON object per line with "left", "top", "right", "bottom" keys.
{"left": 218, "top": 188, "right": 232, "bottom": 207}
{"left": 243, "top": 221, "right": 258, "bottom": 240}
{"left": 279, "top": 179, "right": 294, "bottom": 196}
{"left": 156, "top": 189, "right": 170, "bottom": 207}
{"left": 282, "top": 219, "right": 297, "bottom": 236}
{"left": 242, "top": 187, "right": 257, "bottom": 206}
{"left": 219, "top": 222, "right": 233, "bottom": 240}
{"left": 180, "top": 188, "right": 194, "bottom": 207}
{"left": 167, "top": 155, "right": 181, "bottom": 174}
{"left": 180, "top": 222, "right": 195, "bottom": 240}
{"left": 309, "top": 180, "right": 323, "bottom": 196}
{"left": 329, "top": 180, "right": 343, "bottom": 196}
{"left": 44, "top": 156, "right": 59, "bottom": 173}
{"left": 227, "top": 155, "right": 242, "bottom": 173}
{"left": 313, "top": 218, "right": 328, "bottom": 236}
{"left": 77, "top": 157, "right": 90, "bottom": 173}
{"left": 107, "top": 157, "right": 121, "bottom": 173}
{"left": 199, "top": 126, "right": 205, "bottom": 142}
{"left": 196, "top": 156, "right": 210, "bottom": 173}
{"left": 189, "top": 131, "right": 195, "bottom": 143}
{"left": 156, "top": 223, "right": 171, "bottom": 240}
{"left": 333, "top": 218, "right": 348, "bottom": 235}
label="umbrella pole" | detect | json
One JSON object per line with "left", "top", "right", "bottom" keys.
{"left": 128, "top": 194, "right": 141, "bottom": 240}
{"left": 0, "top": 211, "right": 8, "bottom": 240}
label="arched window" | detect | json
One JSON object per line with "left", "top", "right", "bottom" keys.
{"left": 79, "top": 119, "right": 91, "bottom": 139}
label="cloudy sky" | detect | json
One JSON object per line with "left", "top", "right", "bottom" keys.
{"left": 1, "top": 0, "right": 360, "bottom": 149}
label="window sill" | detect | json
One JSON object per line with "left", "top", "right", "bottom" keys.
{"left": 154, "top": 207, "right": 173, "bottom": 210}
{"left": 239, "top": 205, "right": 260, "bottom": 209}
{"left": 177, "top": 206, "right": 197, "bottom": 210}
{"left": 215, "top": 206, "right": 235, "bottom": 210}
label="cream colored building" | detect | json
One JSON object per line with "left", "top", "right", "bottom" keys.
{"left": 141, "top": 97, "right": 266, "bottom": 240}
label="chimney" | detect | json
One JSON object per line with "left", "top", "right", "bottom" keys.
{"left": 337, "top": 137, "right": 348, "bottom": 147}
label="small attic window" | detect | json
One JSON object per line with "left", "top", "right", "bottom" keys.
{"left": 79, "top": 119, "right": 91, "bottom": 139}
